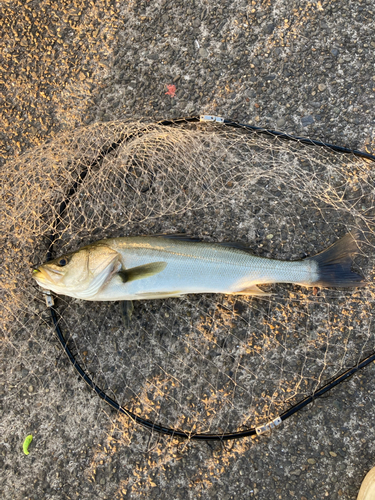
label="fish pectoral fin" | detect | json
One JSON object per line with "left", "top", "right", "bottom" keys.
{"left": 118, "top": 261, "right": 167, "bottom": 283}
{"left": 232, "top": 285, "right": 272, "bottom": 296}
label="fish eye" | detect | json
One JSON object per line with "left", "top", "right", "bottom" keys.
{"left": 57, "top": 258, "right": 68, "bottom": 267}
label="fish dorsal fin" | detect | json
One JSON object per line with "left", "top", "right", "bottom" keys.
{"left": 118, "top": 261, "right": 167, "bottom": 283}
{"left": 215, "top": 241, "right": 254, "bottom": 252}
{"left": 151, "top": 233, "right": 201, "bottom": 243}
{"left": 152, "top": 233, "right": 254, "bottom": 252}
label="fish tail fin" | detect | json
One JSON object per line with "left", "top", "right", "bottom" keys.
{"left": 306, "top": 232, "right": 366, "bottom": 288}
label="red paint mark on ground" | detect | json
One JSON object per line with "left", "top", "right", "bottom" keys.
{"left": 165, "top": 84, "right": 176, "bottom": 97}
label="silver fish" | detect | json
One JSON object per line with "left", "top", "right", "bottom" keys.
{"left": 33, "top": 233, "right": 365, "bottom": 301}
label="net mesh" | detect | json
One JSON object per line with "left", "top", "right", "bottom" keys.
{"left": 1, "top": 118, "right": 374, "bottom": 437}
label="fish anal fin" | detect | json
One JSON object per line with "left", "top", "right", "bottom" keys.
{"left": 135, "top": 291, "right": 183, "bottom": 299}
{"left": 232, "top": 285, "right": 272, "bottom": 296}
{"left": 119, "top": 261, "right": 167, "bottom": 283}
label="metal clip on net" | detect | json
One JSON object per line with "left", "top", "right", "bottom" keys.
{"left": 255, "top": 416, "right": 282, "bottom": 435}
{"left": 200, "top": 115, "right": 225, "bottom": 123}
{"left": 43, "top": 290, "right": 54, "bottom": 308}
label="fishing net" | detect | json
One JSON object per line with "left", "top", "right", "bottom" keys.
{"left": 1, "top": 117, "right": 374, "bottom": 440}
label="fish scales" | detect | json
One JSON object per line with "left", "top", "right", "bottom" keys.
{"left": 100, "top": 237, "right": 315, "bottom": 300}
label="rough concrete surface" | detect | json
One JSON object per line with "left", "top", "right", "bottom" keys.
{"left": 1, "top": 0, "right": 375, "bottom": 499}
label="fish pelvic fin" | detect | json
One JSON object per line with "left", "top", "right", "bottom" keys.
{"left": 305, "top": 232, "right": 366, "bottom": 288}
{"left": 231, "top": 285, "right": 272, "bottom": 296}
{"left": 120, "top": 300, "right": 134, "bottom": 328}
{"left": 118, "top": 261, "right": 167, "bottom": 283}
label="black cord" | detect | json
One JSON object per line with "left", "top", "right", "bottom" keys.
{"left": 50, "top": 301, "right": 375, "bottom": 440}
{"left": 46, "top": 139, "right": 126, "bottom": 260}
{"left": 50, "top": 305, "right": 256, "bottom": 440}
{"left": 279, "top": 351, "right": 375, "bottom": 422}
{"left": 222, "top": 119, "right": 375, "bottom": 161}
{"left": 157, "top": 115, "right": 375, "bottom": 162}
{"left": 45, "top": 116, "right": 375, "bottom": 440}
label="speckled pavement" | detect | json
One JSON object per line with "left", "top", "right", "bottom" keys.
{"left": 1, "top": 1, "right": 375, "bottom": 499}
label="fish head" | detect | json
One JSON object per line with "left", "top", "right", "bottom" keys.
{"left": 32, "top": 243, "right": 121, "bottom": 299}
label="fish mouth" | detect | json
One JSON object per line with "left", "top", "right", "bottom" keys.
{"left": 32, "top": 268, "right": 47, "bottom": 283}
{"left": 32, "top": 267, "right": 64, "bottom": 285}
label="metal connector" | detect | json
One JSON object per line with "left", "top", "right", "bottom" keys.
{"left": 43, "top": 290, "right": 54, "bottom": 308}
{"left": 200, "top": 115, "right": 225, "bottom": 123}
{"left": 255, "top": 416, "right": 282, "bottom": 435}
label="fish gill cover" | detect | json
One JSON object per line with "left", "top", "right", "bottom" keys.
{"left": 1, "top": 118, "right": 374, "bottom": 440}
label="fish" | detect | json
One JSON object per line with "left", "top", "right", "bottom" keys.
{"left": 32, "top": 233, "right": 365, "bottom": 305}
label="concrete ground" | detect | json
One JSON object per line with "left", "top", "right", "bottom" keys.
{"left": 1, "top": 0, "right": 375, "bottom": 499}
